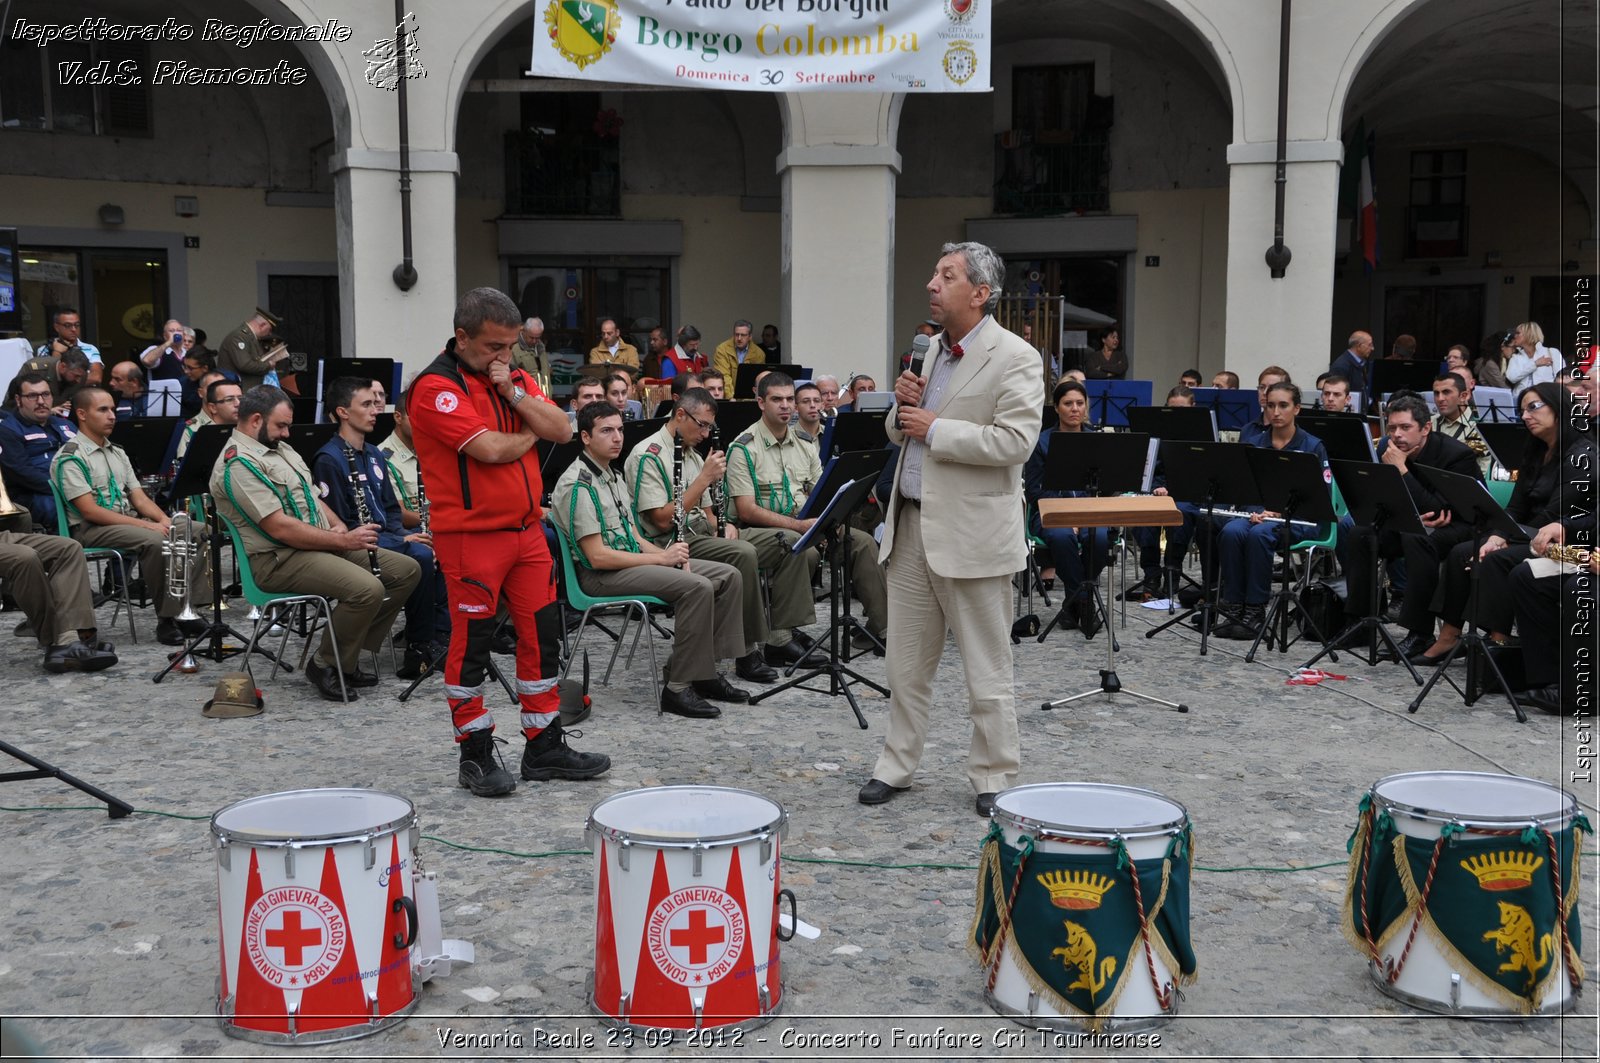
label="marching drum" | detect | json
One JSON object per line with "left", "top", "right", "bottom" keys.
{"left": 1344, "top": 771, "right": 1585, "bottom": 1017}
{"left": 212, "top": 789, "right": 421, "bottom": 1043}
{"left": 974, "top": 783, "right": 1197, "bottom": 1032}
{"left": 587, "top": 786, "right": 792, "bottom": 1033}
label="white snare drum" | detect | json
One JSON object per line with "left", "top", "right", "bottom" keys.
{"left": 212, "top": 789, "right": 421, "bottom": 1043}
{"left": 987, "top": 783, "right": 1191, "bottom": 1032}
{"left": 1365, "top": 771, "right": 1579, "bottom": 1017}
{"left": 587, "top": 786, "right": 791, "bottom": 1033}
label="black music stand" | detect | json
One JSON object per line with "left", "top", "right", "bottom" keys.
{"left": 0, "top": 740, "right": 133, "bottom": 819}
{"left": 1125, "top": 405, "right": 1217, "bottom": 443}
{"left": 1402, "top": 466, "right": 1528, "bottom": 721}
{"left": 1475, "top": 421, "right": 1529, "bottom": 472}
{"left": 622, "top": 417, "right": 669, "bottom": 468}
{"left": 1034, "top": 431, "right": 1150, "bottom": 645}
{"left": 1296, "top": 412, "right": 1379, "bottom": 464}
{"left": 796, "top": 449, "right": 892, "bottom": 662}
{"left": 287, "top": 424, "right": 337, "bottom": 469}
{"left": 1142, "top": 442, "right": 1259, "bottom": 651}
{"left": 748, "top": 474, "right": 884, "bottom": 728}
{"left": 111, "top": 416, "right": 182, "bottom": 479}
{"left": 1303, "top": 461, "right": 1424, "bottom": 680}
{"left": 151, "top": 424, "right": 283, "bottom": 683}
{"left": 1240, "top": 447, "right": 1338, "bottom": 663}
{"left": 712, "top": 400, "right": 763, "bottom": 444}
{"left": 1372, "top": 359, "right": 1439, "bottom": 398}
{"left": 817, "top": 411, "right": 889, "bottom": 457}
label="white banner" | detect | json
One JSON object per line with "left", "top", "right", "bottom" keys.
{"left": 530, "top": 0, "right": 990, "bottom": 93}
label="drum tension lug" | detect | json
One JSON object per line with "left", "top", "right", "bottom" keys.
{"left": 691, "top": 998, "right": 704, "bottom": 1031}
{"left": 1026, "top": 990, "right": 1039, "bottom": 1016}
{"left": 691, "top": 844, "right": 704, "bottom": 878}
{"left": 618, "top": 991, "right": 630, "bottom": 1024}
{"left": 368, "top": 990, "right": 381, "bottom": 1023}
{"left": 217, "top": 840, "right": 231, "bottom": 872}
{"left": 364, "top": 835, "right": 377, "bottom": 870}
{"left": 284, "top": 846, "right": 296, "bottom": 879}
{"left": 758, "top": 984, "right": 772, "bottom": 1016}
{"left": 760, "top": 833, "right": 772, "bottom": 866}
{"left": 286, "top": 1000, "right": 298, "bottom": 1039}
{"left": 617, "top": 840, "right": 630, "bottom": 872}
{"left": 1449, "top": 973, "right": 1461, "bottom": 1010}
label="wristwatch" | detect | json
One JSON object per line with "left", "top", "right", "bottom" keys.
{"left": 510, "top": 385, "right": 527, "bottom": 406}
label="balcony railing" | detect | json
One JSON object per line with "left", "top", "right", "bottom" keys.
{"left": 993, "top": 133, "right": 1110, "bottom": 215}
{"left": 504, "top": 130, "right": 620, "bottom": 217}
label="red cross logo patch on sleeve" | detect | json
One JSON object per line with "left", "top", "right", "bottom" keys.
{"left": 434, "top": 391, "right": 459, "bottom": 413}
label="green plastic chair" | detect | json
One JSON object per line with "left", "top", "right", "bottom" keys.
{"left": 1289, "top": 477, "right": 1347, "bottom": 590}
{"left": 552, "top": 522, "right": 664, "bottom": 685}
{"left": 47, "top": 478, "right": 137, "bottom": 642}
{"left": 219, "top": 515, "right": 347, "bottom": 701}
{"left": 1486, "top": 478, "right": 1515, "bottom": 508}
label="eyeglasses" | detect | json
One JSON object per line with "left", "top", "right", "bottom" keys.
{"left": 1521, "top": 400, "right": 1549, "bottom": 416}
{"left": 684, "top": 411, "right": 715, "bottom": 432}
{"left": 18, "top": 391, "right": 53, "bottom": 403}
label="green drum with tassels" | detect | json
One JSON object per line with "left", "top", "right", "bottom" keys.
{"left": 973, "top": 783, "right": 1198, "bottom": 1032}
{"left": 1343, "top": 771, "right": 1586, "bottom": 1017}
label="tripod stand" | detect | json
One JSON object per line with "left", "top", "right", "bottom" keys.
{"left": 1240, "top": 447, "right": 1338, "bottom": 663}
{"left": 397, "top": 612, "right": 518, "bottom": 705}
{"left": 749, "top": 475, "right": 885, "bottom": 728}
{"left": 1401, "top": 466, "right": 1526, "bottom": 721}
{"left": 1302, "top": 460, "right": 1421, "bottom": 682}
{"left": 152, "top": 424, "right": 283, "bottom": 683}
{"left": 0, "top": 740, "right": 133, "bottom": 818}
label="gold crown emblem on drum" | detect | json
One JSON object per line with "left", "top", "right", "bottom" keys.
{"left": 1459, "top": 850, "right": 1544, "bottom": 891}
{"left": 1036, "top": 870, "right": 1116, "bottom": 910}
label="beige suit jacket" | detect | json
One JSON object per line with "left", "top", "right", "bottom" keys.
{"left": 882, "top": 316, "right": 1043, "bottom": 578}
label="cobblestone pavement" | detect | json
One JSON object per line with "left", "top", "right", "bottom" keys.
{"left": 1, "top": 577, "right": 1595, "bottom": 1061}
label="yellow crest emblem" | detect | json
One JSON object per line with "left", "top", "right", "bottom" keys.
{"left": 544, "top": 0, "right": 620, "bottom": 72}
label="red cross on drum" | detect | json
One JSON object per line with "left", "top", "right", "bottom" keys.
{"left": 586, "top": 786, "right": 794, "bottom": 1034}
{"left": 211, "top": 789, "right": 423, "bottom": 1045}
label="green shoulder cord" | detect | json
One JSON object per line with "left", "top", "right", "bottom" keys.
{"left": 383, "top": 455, "right": 414, "bottom": 510}
{"left": 568, "top": 458, "right": 640, "bottom": 569}
{"left": 729, "top": 441, "right": 795, "bottom": 517}
{"left": 222, "top": 454, "right": 318, "bottom": 547}
{"left": 52, "top": 452, "right": 120, "bottom": 513}
{"left": 631, "top": 450, "right": 672, "bottom": 542}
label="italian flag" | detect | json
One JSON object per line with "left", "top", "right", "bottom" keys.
{"left": 1351, "top": 121, "right": 1379, "bottom": 273}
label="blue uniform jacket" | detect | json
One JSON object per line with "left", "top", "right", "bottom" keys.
{"left": 311, "top": 437, "right": 408, "bottom": 550}
{"left": 0, "top": 411, "right": 78, "bottom": 525}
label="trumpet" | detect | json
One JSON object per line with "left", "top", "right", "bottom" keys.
{"left": 163, "top": 513, "right": 203, "bottom": 672}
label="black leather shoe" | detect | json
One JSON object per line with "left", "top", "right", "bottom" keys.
{"left": 396, "top": 645, "right": 434, "bottom": 680}
{"left": 735, "top": 650, "right": 779, "bottom": 683}
{"left": 1079, "top": 600, "right": 1103, "bottom": 640}
{"left": 343, "top": 668, "right": 380, "bottom": 688}
{"left": 693, "top": 674, "right": 751, "bottom": 703}
{"left": 1408, "top": 643, "right": 1458, "bottom": 668}
{"left": 1215, "top": 606, "right": 1264, "bottom": 641}
{"left": 851, "top": 630, "right": 886, "bottom": 655}
{"left": 976, "top": 792, "right": 998, "bottom": 817}
{"left": 1054, "top": 601, "right": 1080, "bottom": 632}
{"left": 858, "top": 778, "right": 908, "bottom": 805}
{"left": 43, "top": 640, "right": 118, "bottom": 673}
{"left": 307, "top": 662, "right": 354, "bottom": 702}
{"left": 1393, "top": 632, "right": 1433, "bottom": 661}
{"left": 765, "top": 639, "right": 810, "bottom": 666}
{"left": 1519, "top": 685, "right": 1567, "bottom": 715}
{"left": 660, "top": 685, "right": 721, "bottom": 719}
{"left": 156, "top": 617, "right": 185, "bottom": 646}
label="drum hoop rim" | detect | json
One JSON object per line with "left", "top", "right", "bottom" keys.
{"left": 992, "top": 782, "right": 1190, "bottom": 839}
{"left": 585, "top": 785, "right": 789, "bottom": 849}
{"left": 211, "top": 787, "right": 418, "bottom": 846}
{"left": 1370, "top": 771, "right": 1577, "bottom": 828}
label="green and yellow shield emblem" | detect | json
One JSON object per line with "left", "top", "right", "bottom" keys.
{"left": 543, "top": 0, "right": 620, "bottom": 72}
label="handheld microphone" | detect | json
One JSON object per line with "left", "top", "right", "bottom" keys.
{"left": 898, "top": 333, "right": 932, "bottom": 430}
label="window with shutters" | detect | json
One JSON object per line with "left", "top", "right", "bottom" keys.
{"left": 0, "top": 38, "right": 151, "bottom": 137}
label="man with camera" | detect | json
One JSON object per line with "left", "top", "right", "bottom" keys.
{"left": 35, "top": 307, "right": 103, "bottom": 372}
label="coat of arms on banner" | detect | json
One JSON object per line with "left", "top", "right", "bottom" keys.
{"left": 946, "top": 0, "right": 978, "bottom": 23}
{"left": 544, "top": 0, "right": 620, "bottom": 72}
{"left": 943, "top": 41, "right": 978, "bottom": 86}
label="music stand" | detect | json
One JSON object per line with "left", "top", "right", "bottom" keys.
{"left": 111, "top": 416, "right": 182, "bottom": 479}
{"left": 1303, "top": 461, "right": 1425, "bottom": 680}
{"left": 287, "top": 424, "right": 337, "bottom": 469}
{"left": 144, "top": 380, "right": 185, "bottom": 417}
{"left": 1372, "top": 359, "right": 1440, "bottom": 398}
{"left": 1473, "top": 386, "right": 1518, "bottom": 423}
{"left": 1239, "top": 447, "right": 1338, "bottom": 663}
{"left": 1475, "top": 422, "right": 1529, "bottom": 472}
{"left": 1143, "top": 442, "right": 1263, "bottom": 651}
{"left": 1402, "top": 466, "right": 1528, "bottom": 721}
{"left": 735, "top": 363, "right": 806, "bottom": 398}
{"left": 622, "top": 417, "right": 669, "bottom": 465}
{"left": 712, "top": 401, "right": 762, "bottom": 445}
{"left": 538, "top": 440, "right": 584, "bottom": 504}
{"left": 1296, "top": 412, "right": 1379, "bottom": 465}
{"left": 1125, "top": 405, "right": 1217, "bottom": 443}
{"left": 748, "top": 474, "right": 885, "bottom": 728}
{"left": 1082, "top": 379, "right": 1152, "bottom": 427}
{"left": 372, "top": 412, "right": 396, "bottom": 441}
{"left": 817, "top": 411, "right": 889, "bottom": 457}
{"left": 1035, "top": 432, "right": 1150, "bottom": 644}
{"left": 151, "top": 424, "right": 283, "bottom": 683}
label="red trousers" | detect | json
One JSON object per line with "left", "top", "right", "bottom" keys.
{"left": 433, "top": 525, "right": 561, "bottom": 742}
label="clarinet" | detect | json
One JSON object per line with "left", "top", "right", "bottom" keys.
{"left": 343, "top": 443, "right": 384, "bottom": 580}
{"left": 671, "top": 427, "right": 686, "bottom": 568}
{"left": 416, "top": 467, "right": 431, "bottom": 538}
{"left": 710, "top": 423, "right": 726, "bottom": 538}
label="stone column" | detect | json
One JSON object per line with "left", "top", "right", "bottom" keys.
{"left": 778, "top": 93, "right": 903, "bottom": 386}
{"left": 1223, "top": 140, "right": 1344, "bottom": 387}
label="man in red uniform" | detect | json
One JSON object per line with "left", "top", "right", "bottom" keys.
{"left": 408, "top": 287, "right": 611, "bottom": 796}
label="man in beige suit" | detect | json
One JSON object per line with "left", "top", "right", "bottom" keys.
{"left": 860, "top": 242, "right": 1044, "bottom": 817}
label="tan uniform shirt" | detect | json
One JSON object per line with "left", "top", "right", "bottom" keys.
{"left": 725, "top": 417, "right": 820, "bottom": 521}
{"left": 174, "top": 408, "right": 213, "bottom": 464}
{"left": 1431, "top": 411, "right": 1493, "bottom": 479}
{"left": 549, "top": 454, "right": 644, "bottom": 561}
{"left": 210, "top": 428, "right": 326, "bottom": 560}
{"left": 51, "top": 434, "right": 139, "bottom": 529}
{"left": 375, "top": 431, "right": 419, "bottom": 510}
{"left": 624, "top": 423, "right": 713, "bottom": 546}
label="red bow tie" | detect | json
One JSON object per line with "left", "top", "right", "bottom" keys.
{"left": 949, "top": 342, "right": 964, "bottom": 359}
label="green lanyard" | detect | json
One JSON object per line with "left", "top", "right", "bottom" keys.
{"left": 222, "top": 452, "right": 320, "bottom": 546}
{"left": 731, "top": 440, "right": 795, "bottom": 516}
{"left": 53, "top": 451, "right": 122, "bottom": 513}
